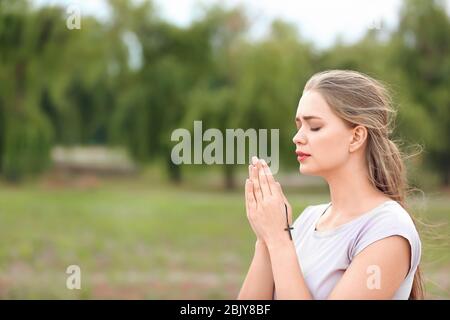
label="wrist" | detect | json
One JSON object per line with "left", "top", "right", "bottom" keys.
{"left": 254, "top": 239, "right": 272, "bottom": 258}
{"left": 255, "top": 239, "right": 266, "bottom": 250}
{"left": 265, "top": 235, "right": 293, "bottom": 252}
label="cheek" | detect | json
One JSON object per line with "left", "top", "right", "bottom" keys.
{"left": 305, "top": 130, "right": 349, "bottom": 169}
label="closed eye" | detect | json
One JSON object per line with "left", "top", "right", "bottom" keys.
{"left": 311, "top": 127, "right": 321, "bottom": 131}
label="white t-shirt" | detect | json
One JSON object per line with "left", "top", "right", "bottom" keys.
{"left": 273, "top": 200, "right": 421, "bottom": 300}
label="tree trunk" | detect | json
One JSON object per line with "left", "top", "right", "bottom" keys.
{"left": 167, "top": 154, "right": 182, "bottom": 184}
{"left": 224, "top": 165, "right": 235, "bottom": 190}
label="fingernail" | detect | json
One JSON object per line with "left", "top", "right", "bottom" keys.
{"left": 261, "top": 159, "right": 267, "bottom": 166}
{"left": 251, "top": 156, "right": 258, "bottom": 165}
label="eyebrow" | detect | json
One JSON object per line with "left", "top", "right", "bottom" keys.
{"left": 295, "top": 115, "right": 323, "bottom": 122}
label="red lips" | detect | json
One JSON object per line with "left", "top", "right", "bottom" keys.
{"left": 296, "top": 151, "right": 311, "bottom": 157}
{"left": 296, "top": 150, "right": 311, "bottom": 163}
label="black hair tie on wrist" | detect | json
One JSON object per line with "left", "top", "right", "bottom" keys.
{"left": 284, "top": 203, "right": 294, "bottom": 240}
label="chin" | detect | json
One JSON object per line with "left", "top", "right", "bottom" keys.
{"left": 299, "top": 165, "right": 311, "bottom": 175}
{"left": 299, "top": 164, "right": 321, "bottom": 176}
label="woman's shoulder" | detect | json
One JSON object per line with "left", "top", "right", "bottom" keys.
{"left": 359, "top": 200, "right": 419, "bottom": 235}
{"left": 351, "top": 200, "right": 422, "bottom": 276}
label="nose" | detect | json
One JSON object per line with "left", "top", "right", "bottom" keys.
{"left": 292, "top": 128, "right": 306, "bottom": 145}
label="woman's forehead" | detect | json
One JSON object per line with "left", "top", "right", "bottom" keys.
{"left": 296, "top": 90, "right": 330, "bottom": 119}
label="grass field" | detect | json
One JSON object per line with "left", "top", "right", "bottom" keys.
{"left": 0, "top": 175, "right": 448, "bottom": 299}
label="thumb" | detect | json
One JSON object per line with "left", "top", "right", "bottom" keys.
{"left": 275, "top": 182, "right": 292, "bottom": 224}
{"left": 275, "top": 182, "right": 287, "bottom": 203}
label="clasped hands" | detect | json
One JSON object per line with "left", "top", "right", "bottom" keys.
{"left": 245, "top": 156, "right": 293, "bottom": 247}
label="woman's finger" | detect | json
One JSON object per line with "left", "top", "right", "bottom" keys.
{"left": 261, "top": 159, "right": 276, "bottom": 186}
{"left": 275, "top": 182, "right": 292, "bottom": 224}
{"left": 274, "top": 181, "right": 285, "bottom": 200}
{"left": 245, "top": 179, "right": 254, "bottom": 204}
{"left": 275, "top": 182, "right": 290, "bottom": 206}
{"left": 250, "top": 161, "right": 256, "bottom": 183}
{"left": 251, "top": 165, "right": 263, "bottom": 202}
{"left": 257, "top": 161, "right": 271, "bottom": 197}
{"left": 244, "top": 179, "right": 249, "bottom": 213}
{"left": 246, "top": 179, "right": 256, "bottom": 210}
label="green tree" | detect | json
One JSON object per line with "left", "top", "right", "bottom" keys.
{"left": 391, "top": 0, "right": 450, "bottom": 185}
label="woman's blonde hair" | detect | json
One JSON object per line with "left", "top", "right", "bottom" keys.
{"left": 304, "top": 69, "right": 424, "bottom": 299}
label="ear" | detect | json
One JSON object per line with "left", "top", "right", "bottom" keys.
{"left": 349, "top": 125, "right": 367, "bottom": 153}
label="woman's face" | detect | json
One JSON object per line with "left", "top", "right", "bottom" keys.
{"left": 292, "top": 90, "right": 355, "bottom": 176}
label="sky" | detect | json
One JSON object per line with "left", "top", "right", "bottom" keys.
{"left": 33, "top": 0, "right": 450, "bottom": 48}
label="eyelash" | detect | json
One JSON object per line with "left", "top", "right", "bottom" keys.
{"left": 296, "top": 127, "right": 321, "bottom": 131}
{"left": 296, "top": 123, "right": 322, "bottom": 132}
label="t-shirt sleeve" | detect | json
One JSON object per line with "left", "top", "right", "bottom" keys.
{"left": 350, "top": 210, "right": 422, "bottom": 279}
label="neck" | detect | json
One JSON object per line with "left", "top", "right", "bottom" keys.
{"left": 323, "top": 158, "right": 387, "bottom": 217}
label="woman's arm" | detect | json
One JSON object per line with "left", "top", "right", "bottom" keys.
{"left": 238, "top": 160, "right": 276, "bottom": 300}
{"left": 237, "top": 240, "right": 274, "bottom": 300}
{"left": 327, "top": 235, "right": 410, "bottom": 299}
{"left": 247, "top": 158, "right": 313, "bottom": 299}
{"left": 266, "top": 238, "right": 313, "bottom": 300}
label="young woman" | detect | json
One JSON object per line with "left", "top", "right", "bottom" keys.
{"left": 238, "top": 70, "right": 423, "bottom": 300}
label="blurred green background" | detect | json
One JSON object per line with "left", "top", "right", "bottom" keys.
{"left": 0, "top": 0, "right": 449, "bottom": 299}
